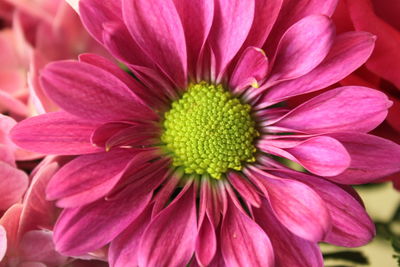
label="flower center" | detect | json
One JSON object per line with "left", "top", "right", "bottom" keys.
{"left": 161, "top": 82, "right": 258, "bottom": 179}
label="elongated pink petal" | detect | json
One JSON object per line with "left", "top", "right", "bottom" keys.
{"left": 138, "top": 183, "right": 197, "bottom": 267}
{"left": 254, "top": 201, "right": 323, "bottom": 267}
{"left": 173, "top": 0, "right": 214, "bottom": 76}
{"left": 264, "top": 0, "right": 338, "bottom": 55}
{"left": 47, "top": 150, "right": 136, "bottom": 207}
{"left": 208, "top": 0, "right": 255, "bottom": 79}
{"left": 0, "top": 161, "right": 29, "bottom": 210}
{"left": 18, "top": 262, "right": 47, "bottom": 267}
{"left": 109, "top": 206, "right": 152, "bottom": 267}
{"left": 19, "top": 230, "right": 68, "bottom": 266}
{"left": 230, "top": 47, "right": 269, "bottom": 93}
{"left": 41, "top": 61, "right": 157, "bottom": 122}
{"left": 240, "top": 0, "right": 283, "bottom": 48}
{"left": 10, "top": 112, "right": 101, "bottom": 155}
{"left": 0, "top": 225, "right": 6, "bottom": 261}
{"left": 326, "top": 133, "right": 400, "bottom": 184}
{"left": 246, "top": 168, "right": 331, "bottom": 241}
{"left": 122, "top": 0, "right": 187, "bottom": 88}
{"left": 195, "top": 215, "right": 217, "bottom": 267}
{"left": 227, "top": 172, "right": 261, "bottom": 207}
{"left": 274, "top": 86, "right": 391, "bottom": 133}
{"left": 267, "top": 15, "right": 335, "bottom": 84}
{"left": 53, "top": 190, "right": 152, "bottom": 256}
{"left": 78, "top": 53, "right": 159, "bottom": 108}
{"left": 271, "top": 169, "right": 375, "bottom": 246}
{"left": 258, "top": 32, "right": 376, "bottom": 107}
{"left": 258, "top": 136, "right": 350, "bottom": 177}
{"left": 220, "top": 197, "right": 274, "bottom": 267}
{"left": 0, "top": 204, "right": 23, "bottom": 254}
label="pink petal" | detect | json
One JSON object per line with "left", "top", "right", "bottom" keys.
{"left": 258, "top": 32, "right": 376, "bottom": 107}
{"left": 41, "top": 61, "right": 157, "bottom": 122}
{"left": 78, "top": 53, "right": 159, "bottom": 108}
{"left": 208, "top": 0, "right": 255, "bottom": 79}
{"left": 138, "top": 183, "right": 197, "bottom": 267}
{"left": 109, "top": 206, "right": 152, "bottom": 267}
{"left": 245, "top": 167, "right": 331, "bottom": 241}
{"left": 0, "top": 204, "right": 23, "bottom": 253}
{"left": 220, "top": 197, "right": 274, "bottom": 267}
{"left": 195, "top": 215, "right": 217, "bottom": 267}
{"left": 10, "top": 112, "right": 101, "bottom": 155}
{"left": 347, "top": 0, "right": 400, "bottom": 88}
{"left": 240, "top": 0, "right": 283, "bottom": 48}
{"left": 326, "top": 132, "right": 400, "bottom": 184}
{"left": 264, "top": 0, "right": 338, "bottom": 55}
{"left": 272, "top": 169, "right": 375, "bottom": 246}
{"left": 78, "top": 0, "right": 122, "bottom": 44}
{"left": 0, "top": 161, "right": 29, "bottom": 210}
{"left": 19, "top": 263, "right": 47, "bottom": 267}
{"left": 229, "top": 47, "right": 269, "bottom": 93}
{"left": 227, "top": 172, "right": 261, "bottom": 207}
{"left": 173, "top": 0, "right": 214, "bottom": 77}
{"left": 254, "top": 201, "right": 323, "bottom": 267}
{"left": 122, "top": 0, "right": 187, "bottom": 88}
{"left": 19, "top": 157, "right": 63, "bottom": 236}
{"left": 19, "top": 230, "right": 68, "bottom": 266}
{"left": 0, "top": 225, "right": 6, "bottom": 261}
{"left": 273, "top": 86, "right": 391, "bottom": 133}
{"left": 46, "top": 150, "right": 136, "bottom": 207}
{"left": 258, "top": 136, "right": 351, "bottom": 177}
{"left": 267, "top": 15, "right": 335, "bottom": 84}
{"left": 53, "top": 189, "right": 152, "bottom": 256}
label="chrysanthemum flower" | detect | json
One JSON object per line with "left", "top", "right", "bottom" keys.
{"left": 10, "top": 0, "right": 400, "bottom": 266}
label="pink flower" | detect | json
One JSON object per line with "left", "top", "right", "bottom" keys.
{"left": 0, "top": 156, "right": 108, "bottom": 266}
{"left": 10, "top": 0, "right": 400, "bottom": 266}
{"left": 0, "top": 115, "right": 28, "bottom": 213}
{"left": 0, "top": 0, "right": 108, "bottom": 118}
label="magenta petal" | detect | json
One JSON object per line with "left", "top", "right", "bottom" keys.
{"left": 195, "top": 215, "right": 217, "bottom": 267}
{"left": 326, "top": 133, "right": 400, "bottom": 184}
{"left": 173, "top": 0, "right": 214, "bottom": 76}
{"left": 246, "top": 168, "right": 331, "bottom": 241}
{"left": 10, "top": 112, "right": 101, "bottom": 155}
{"left": 122, "top": 0, "right": 187, "bottom": 88}
{"left": 258, "top": 136, "right": 351, "bottom": 177}
{"left": 227, "top": 172, "right": 261, "bottom": 207}
{"left": 138, "top": 183, "right": 197, "bottom": 267}
{"left": 267, "top": 15, "right": 335, "bottom": 83}
{"left": 220, "top": 197, "right": 274, "bottom": 267}
{"left": 259, "top": 32, "right": 376, "bottom": 106}
{"left": 273, "top": 86, "right": 391, "bottom": 133}
{"left": 254, "top": 201, "right": 323, "bottom": 267}
{"left": 19, "top": 230, "right": 68, "bottom": 266}
{"left": 41, "top": 61, "right": 157, "bottom": 122}
{"left": 0, "top": 161, "right": 29, "bottom": 210}
{"left": 46, "top": 150, "right": 135, "bottom": 207}
{"left": 229, "top": 47, "right": 269, "bottom": 93}
{"left": 208, "top": 0, "right": 255, "bottom": 79}
{"left": 53, "top": 190, "right": 152, "bottom": 256}
{"left": 241, "top": 0, "right": 283, "bottom": 48}
{"left": 109, "top": 206, "right": 152, "bottom": 267}
{"left": 272, "top": 169, "right": 375, "bottom": 246}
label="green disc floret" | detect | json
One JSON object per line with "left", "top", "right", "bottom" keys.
{"left": 161, "top": 82, "right": 258, "bottom": 179}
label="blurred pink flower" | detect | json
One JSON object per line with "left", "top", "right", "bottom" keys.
{"left": 0, "top": 0, "right": 108, "bottom": 118}
{"left": 10, "top": 0, "right": 400, "bottom": 266}
{"left": 0, "top": 156, "right": 108, "bottom": 266}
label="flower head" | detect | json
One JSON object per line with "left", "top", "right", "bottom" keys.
{"left": 10, "top": 0, "right": 400, "bottom": 266}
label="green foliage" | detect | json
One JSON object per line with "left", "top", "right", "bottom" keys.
{"left": 323, "top": 251, "right": 369, "bottom": 265}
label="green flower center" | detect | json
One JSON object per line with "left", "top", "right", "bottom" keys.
{"left": 161, "top": 82, "right": 258, "bottom": 179}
